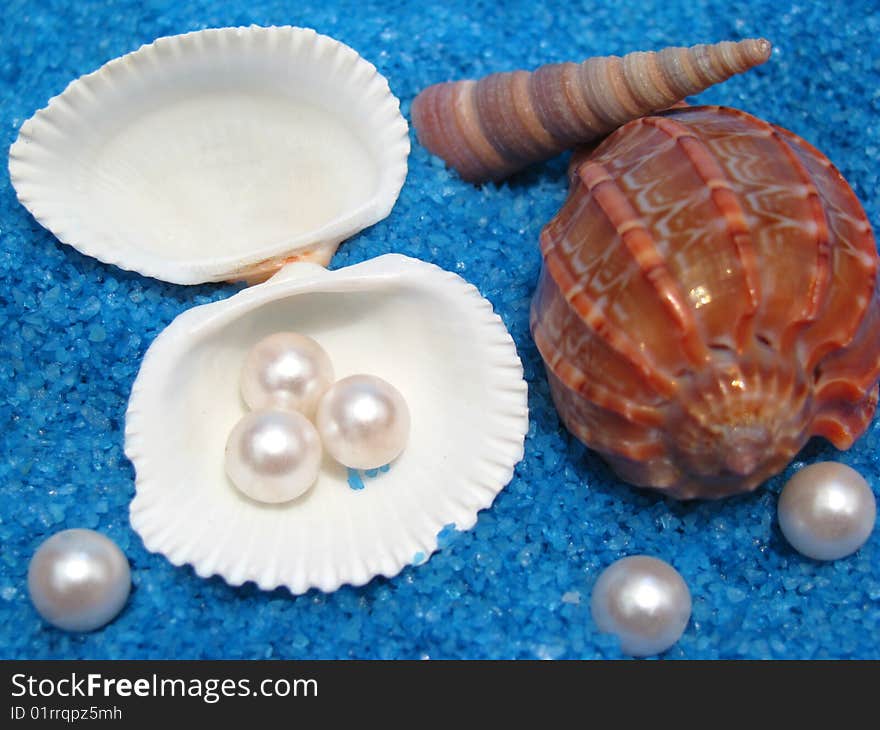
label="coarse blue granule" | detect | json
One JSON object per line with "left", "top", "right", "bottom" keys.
{"left": 346, "top": 469, "right": 366, "bottom": 491}
{"left": 346, "top": 464, "right": 391, "bottom": 489}
{"left": 436, "top": 524, "right": 460, "bottom": 550}
{"left": 1, "top": 0, "right": 879, "bottom": 660}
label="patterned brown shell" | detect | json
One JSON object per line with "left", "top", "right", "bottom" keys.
{"left": 411, "top": 39, "right": 771, "bottom": 183}
{"left": 530, "top": 106, "right": 880, "bottom": 499}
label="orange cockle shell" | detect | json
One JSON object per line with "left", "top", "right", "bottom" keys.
{"left": 530, "top": 105, "right": 880, "bottom": 499}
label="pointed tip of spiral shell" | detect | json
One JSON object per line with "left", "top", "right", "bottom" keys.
{"left": 746, "top": 37, "right": 773, "bottom": 64}
{"left": 412, "top": 38, "right": 772, "bottom": 183}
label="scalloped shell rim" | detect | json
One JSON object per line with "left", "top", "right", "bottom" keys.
{"left": 125, "top": 254, "right": 528, "bottom": 592}
{"left": 8, "top": 26, "right": 410, "bottom": 284}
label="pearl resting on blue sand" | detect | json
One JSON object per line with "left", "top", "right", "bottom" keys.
{"left": 590, "top": 555, "right": 691, "bottom": 657}
{"left": 28, "top": 529, "right": 131, "bottom": 632}
{"left": 316, "top": 374, "right": 410, "bottom": 470}
{"left": 778, "top": 462, "right": 876, "bottom": 561}
{"left": 225, "top": 409, "right": 322, "bottom": 504}
{"left": 240, "top": 332, "right": 334, "bottom": 417}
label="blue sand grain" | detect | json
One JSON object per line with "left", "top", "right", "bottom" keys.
{"left": 347, "top": 465, "right": 390, "bottom": 489}
{"left": 347, "top": 469, "right": 366, "bottom": 491}
{"left": 1, "top": 0, "right": 879, "bottom": 659}
{"left": 436, "top": 524, "right": 460, "bottom": 550}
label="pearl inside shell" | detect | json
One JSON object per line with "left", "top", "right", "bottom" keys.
{"left": 27, "top": 529, "right": 131, "bottom": 632}
{"left": 590, "top": 555, "right": 691, "bottom": 657}
{"left": 778, "top": 462, "right": 876, "bottom": 561}
{"left": 316, "top": 374, "right": 410, "bottom": 470}
{"left": 240, "top": 332, "right": 334, "bottom": 417}
{"left": 225, "top": 409, "right": 322, "bottom": 504}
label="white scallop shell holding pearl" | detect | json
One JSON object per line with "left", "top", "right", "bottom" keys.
{"left": 125, "top": 254, "right": 528, "bottom": 593}
{"left": 8, "top": 26, "right": 409, "bottom": 284}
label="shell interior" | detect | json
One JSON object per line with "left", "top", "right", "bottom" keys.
{"left": 125, "top": 254, "right": 528, "bottom": 593}
{"left": 8, "top": 26, "right": 410, "bottom": 284}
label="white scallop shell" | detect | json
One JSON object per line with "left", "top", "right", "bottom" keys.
{"left": 125, "top": 254, "right": 528, "bottom": 593}
{"left": 8, "top": 26, "right": 409, "bottom": 284}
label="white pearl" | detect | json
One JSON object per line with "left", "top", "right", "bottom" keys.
{"left": 316, "top": 374, "right": 410, "bottom": 470}
{"left": 225, "top": 409, "right": 322, "bottom": 503}
{"left": 590, "top": 555, "right": 691, "bottom": 657}
{"left": 28, "top": 529, "right": 131, "bottom": 633}
{"left": 778, "top": 462, "right": 876, "bottom": 561}
{"left": 240, "top": 332, "right": 334, "bottom": 417}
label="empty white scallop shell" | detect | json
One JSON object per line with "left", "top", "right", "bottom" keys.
{"left": 125, "top": 254, "right": 528, "bottom": 593}
{"left": 8, "top": 26, "right": 409, "bottom": 284}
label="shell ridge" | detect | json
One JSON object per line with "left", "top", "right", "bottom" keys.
{"left": 543, "top": 241, "right": 676, "bottom": 395}
{"left": 655, "top": 47, "right": 699, "bottom": 98}
{"left": 655, "top": 107, "right": 833, "bottom": 354}
{"left": 689, "top": 42, "right": 729, "bottom": 85}
{"left": 510, "top": 70, "right": 559, "bottom": 159}
{"left": 439, "top": 81, "right": 495, "bottom": 182}
{"left": 641, "top": 113, "right": 762, "bottom": 351}
{"left": 362, "top": 492, "right": 401, "bottom": 583}
{"left": 540, "top": 194, "right": 679, "bottom": 398}
{"left": 811, "top": 277, "right": 880, "bottom": 434}
{"left": 454, "top": 81, "right": 508, "bottom": 179}
{"left": 708, "top": 41, "right": 741, "bottom": 80}
{"left": 522, "top": 65, "right": 568, "bottom": 151}
{"left": 799, "top": 272, "right": 874, "bottom": 374}
{"left": 530, "top": 63, "right": 588, "bottom": 145}
{"left": 593, "top": 55, "right": 643, "bottom": 120}
{"left": 676, "top": 107, "right": 864, "bottom": 358}
{"left": 529, "top": 270, "right": 674, "bottom": 421}
{"left": 473, "top": 72, "right": 530, "bottom": 166}
{"left": 576, "top": 159, "right": 708, "bottom": 366}
{"left": 817, "top": 377, "right": 880, "bottom": 404}
{"left": 811, "top": 412, "right": 857, "bottom": 449}
{"left": 568, "top": 61, "right": 614, "bottom": 132}
{"left": 760, "top": 127, "right": 834, "bottom": 350}
{"left": 774, "top": 127, "right": 878, "bottom": 373}
{"left": 577, "top": 57, "right": 626, "bottom": 130}
{"left": 563, "top": 62, "right": 609, "bottom": 135}
{"left": 813, "top": 384, "right": 879, "bottom": 449}
{"left": 626, "top": 50, "right": 678, "bottom": 110}
{"left": 225, "top": 501, "right": 267, "bottom": 587}
{"left": 547, "top": 377, "right": 667, "bottom": 463}
{"left": 459, "top": 76, "right": 508, "bottom": 170}
{"left": 532, "top": 321, "right": 665, "bottom": 426}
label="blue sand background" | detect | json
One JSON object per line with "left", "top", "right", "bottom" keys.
{"left": 1, "top": 0, "right": 878, "bottom": 659}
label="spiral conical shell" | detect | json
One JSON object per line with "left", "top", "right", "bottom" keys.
{"left": 530, "top": 106, "right": 880, "bottom": 499}
{"left": 411, "top": 39, "right": 771, "bottom": 183}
